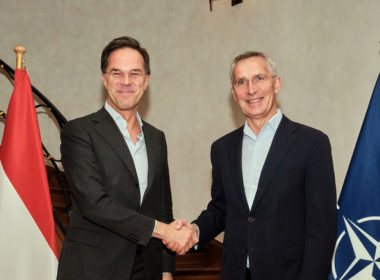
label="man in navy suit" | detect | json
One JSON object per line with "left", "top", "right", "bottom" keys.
{"left": 177, "top": 51, "right": 337, "bottom": 280}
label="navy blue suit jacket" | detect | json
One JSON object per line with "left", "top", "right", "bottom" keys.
{"left": 194, "top": 115, "right": 336, "bottom": 280}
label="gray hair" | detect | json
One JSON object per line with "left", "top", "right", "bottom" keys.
{"left": 229, "top": 51, "right": 278, "bottom": 84}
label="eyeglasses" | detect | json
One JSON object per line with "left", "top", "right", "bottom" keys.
{"left": 106, "top": 69, "right": 146, "bottom": 81}
{"left": 233, "top": 74, "right": 276, "bottom": 89}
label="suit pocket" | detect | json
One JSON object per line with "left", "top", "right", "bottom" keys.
{"left": 285, "top": 246, "right": 304, "bottom": 260}
{"left": 67, "top": 227, "right": 103, "bottom": 247}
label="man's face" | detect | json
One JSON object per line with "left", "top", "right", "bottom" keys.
{"left": 232, "top": 56, "right": 281, "bottom": 124}
{"left": 101, "top": 47, "right": 150, "bottom": 116}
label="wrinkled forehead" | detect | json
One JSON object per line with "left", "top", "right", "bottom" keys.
{"left": 233, "top": 56, "right": 271, "bottom": 80}
{"left": 107, "top": 47, "right": 145, "bottom": 72}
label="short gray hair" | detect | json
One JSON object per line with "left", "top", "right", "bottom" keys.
{"left": 229, "top": 51, "right": 278, "bottom": 84}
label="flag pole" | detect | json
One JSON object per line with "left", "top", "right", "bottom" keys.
{"left": 0, "top": 45, "right": 59, "bottom": 279}
{"left": 14, "top": 45, "right": 26, "bottom": 69}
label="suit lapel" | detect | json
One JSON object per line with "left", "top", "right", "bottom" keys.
{"left": 92, "top": 108, "right": 139, "bottom": 184}
{"left": 250, "top": 116, "right": 296, "bottom": 213}
{"left": 231, "top": 127, "right": 251, "bottom": 213}
{"left": 142, "top": 123, "right": 155, "bottom": 201}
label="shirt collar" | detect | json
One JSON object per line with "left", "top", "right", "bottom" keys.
{"left": 243, "top": 109, "right": 283, "bottom": 139}
{"left": 104, "top": 101, "right": 143, "bottom": 129}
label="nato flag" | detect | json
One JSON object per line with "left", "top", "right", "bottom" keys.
{"left": 330, "top": 74, "right": 380, "bottom": 280}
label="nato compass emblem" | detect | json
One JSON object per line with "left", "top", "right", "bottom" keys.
{"left": 331, "top": 216, "right": 380, "bottom": 279}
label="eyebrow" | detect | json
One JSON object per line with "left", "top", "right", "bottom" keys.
{"left": 108, "top": 68, "right": 143, "bottom": 73}
{"left": 237, "top": 73, "right": 266, "bottom": 78}
{"left": 129, "top": 68, "right": 143, "bottom": 73}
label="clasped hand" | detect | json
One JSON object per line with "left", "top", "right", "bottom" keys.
{"left": 162, "top": 220, "right": 198, "bottom": 255}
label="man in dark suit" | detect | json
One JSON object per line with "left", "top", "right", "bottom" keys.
{"left": 57, "top": 36, "right": 197, "bottom": 280}
{"left": 176, "top": 51, "right": 337, "bottom": 279}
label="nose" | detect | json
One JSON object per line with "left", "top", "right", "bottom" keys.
{"left": 120, "top": 72, "right": 132, "bottom": 85}
{"left": 247, "top": 79, "right": 257, "bottom": 94}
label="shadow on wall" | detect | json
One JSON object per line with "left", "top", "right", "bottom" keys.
{"left": 139, "top": 87, "right": 151, "bottom": 120}
{"left": 228, "top": 92, "right": 245, "bottom": 128}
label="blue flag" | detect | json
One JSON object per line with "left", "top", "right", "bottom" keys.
{"left": 330, "top": 74, "right": 380, "bottom": 280}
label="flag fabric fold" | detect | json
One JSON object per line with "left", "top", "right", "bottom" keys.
{"left": 0, "top": 69, "right": 58, "bottom": 279}
{"left": 330, "top": 74, "right": 380, "bottom": 280}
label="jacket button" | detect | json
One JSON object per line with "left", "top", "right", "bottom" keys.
{"left": 248, "top": 217, "right": 255, "bottom": 223}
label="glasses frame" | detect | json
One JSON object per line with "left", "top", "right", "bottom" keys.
{"left": 233, "top": 74, "right": 277, "bottom": 90}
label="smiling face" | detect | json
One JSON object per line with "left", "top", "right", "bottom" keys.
{"left": 232, "top": 56, "right": 281, "bottom": 130}
{"left": 101, "top": 47, "right": 150, "bottom": 119}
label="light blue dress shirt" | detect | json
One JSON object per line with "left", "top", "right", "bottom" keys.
{"left": 242, "top": 109, "right": 283, "bottom": 209}
{"left": 243, "top": 109, "right": 282, "bottom": 267}
{"left": 104, "top": 101, "right": 148, "bottom": 206}
{"left": 105, "top": 102, "right": 171, "bottom": 274}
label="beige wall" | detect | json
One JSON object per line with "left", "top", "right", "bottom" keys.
{"left": 1, "top": 0, "right": 380, "bottom": 234}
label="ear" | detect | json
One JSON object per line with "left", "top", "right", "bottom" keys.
{"left": 101, "top": 73, "right": 108, "bottom": 90}
{"left": 144, "top": 75, "right": 151, "bottom": 91}
{"left": 231, "top": 86, "right": 238, "bottom": 101}
{"left": 274, "top": 76, "right": 281, "bottom": 94}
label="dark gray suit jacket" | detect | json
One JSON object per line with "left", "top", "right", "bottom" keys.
{"left": 194, "top": 115, "right": 337, "bottom": 280}
{"left": 57, "top": 108, "right": 174, "bottom": 280}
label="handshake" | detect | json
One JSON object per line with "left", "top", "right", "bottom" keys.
{"left": 153, "top": 220, "right": 199, "bottom": 255}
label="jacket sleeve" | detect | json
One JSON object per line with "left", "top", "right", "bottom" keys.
{"left": 193, "top": 141, "right": 226, "bottom": 246}
{"left": 159, "top": 133, "right": 175, "bottom": 273}
{"left": 300, "top": 132, "right": 337, "bottom": 280}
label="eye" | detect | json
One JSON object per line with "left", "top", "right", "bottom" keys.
{"left": 256, "top": 75, "right": 265, "bottom": 81}
{"left": 237, "top": 79, "right": 247, "bottom": 86}
{"left": 110, "top": 70, "right": 122, "bottom": 77}
{"left": 129, "top": 71, "right": 141, "bottom": 77}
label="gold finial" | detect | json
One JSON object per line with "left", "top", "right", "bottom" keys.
{"left": 14, "top": 46, "right": 26, "bottom": 69}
